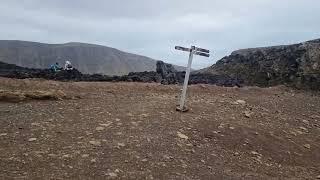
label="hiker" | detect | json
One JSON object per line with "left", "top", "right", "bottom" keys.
{"left": 64, "top": 60, "right": 73, "bottom": 71}
{"left": 50, "top": 62, "right": 61, "bottom": 72}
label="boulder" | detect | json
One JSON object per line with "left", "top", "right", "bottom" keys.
{"left": 156, "top": 61, "right": 179, "bottom": 84}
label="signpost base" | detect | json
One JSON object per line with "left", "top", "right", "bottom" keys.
{"left": 176, "top": 105, "right": 189, "bottom": 112}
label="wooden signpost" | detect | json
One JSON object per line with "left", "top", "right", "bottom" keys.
{"left": 175, "top": 45, "right": 210, "bottom": 112}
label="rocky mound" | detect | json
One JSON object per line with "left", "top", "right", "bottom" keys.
{"left": 0, "top": 89, "right": 69, "bottom": 102}
{"left": 0, "top": 61, "right": 242, "bottom": 87}
{"left": 200, "top": 39, "right": 320, "bottom": 90}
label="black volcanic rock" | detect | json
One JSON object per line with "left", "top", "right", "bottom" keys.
{"left": 200, "top": 39, "right": 320, "bottom": 90}
{"left": 156, "top": 61, "right": 180, "bottom": 84}
{"left": 127, "top": 71, "right": 162, "bottom": 83}
{"left": 0, "top": 61, "right": 243, "bottom": 87}
{"left": 156, "top": 61, "right": 177, "bottom": 75}
{"left": 188, "top": 73, "right": 242, "bottom": 87}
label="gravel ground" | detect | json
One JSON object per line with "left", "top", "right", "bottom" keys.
{"left": 0, "top": 77, "right": 319, "bottom": 179}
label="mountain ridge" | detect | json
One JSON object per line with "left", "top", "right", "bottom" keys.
{"left": 0, "top": 40, "right": 185, "bottom": 75}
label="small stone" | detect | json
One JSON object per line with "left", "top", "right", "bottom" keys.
{"left": 108, "top": 172, "right": 117, "bottom": 177}
{"left": 147, "top": 174, "right": 154, "bottom": 180}
{"left": 251, "top": 151, "right": 260, "bottom": 156}
{"left": 299, "top": 127, "right": 308, "bottom": 131}
{"left": 62, "top": 154, "right": 71, "bottom": 158}
{"left": 141, "top": 158, "right": 148, "bottom": 162}
{"left": 229, "top": 126, "right": 235, "bottom": 130}
{"left": 290, "top": 131, "right": 297, "bottom": 136}
{"left": 89, "top": 140, "right": 101, "bottom": 146}
{"left": 316, "top": 175, "right": 320, "bottom": 179}
{"left": 116, "top": 122, "right": 123, "bottom": 126}
{"left": 115, "top": 118, "right": 121, "bottom": 121}
{"left": 81, "top": 154, "right": 89, "bottom": 158}
{"left": 199, "top": 84, "right": 207, "bottom": 88}
{"left": 234, "top": 152, "right": 239, "bottom": 156}
{"left": 86, "top": 132, "right": 93, "bottom": 136}
{"left": 31, "top": 123, "right": 40, "bottom": 126}
{"left": 244, "top": 111, "right": 252, "bottom": 118}
{"left": 117, "top": 143, "right": 125, "bottom": 147}
{"left": 218, "top": 123, "right": 224, "bottom": 129}
{"left": 163, "top": 155, "right": 174, "bottom": 160}
{"left": 28, "top": 138, "right": 37, "bottom": 142}
{"left": 303, "top": 144, "right": 311, "bottom": 149}
{"left": 177, "top": 132, "right": 189, "bottom": 140}
{"left": 95, "top": 127, "right": 105, "bottom": 131}
{"left": 48, "top": 154, "right": 57, "bottom": 157}
{"left": 236, "top": 100, "right": 246, "bottom": 105}
{"left": 0, "top": 133, "right": 8, "bottom": 136}
{"left": 140, "top": 114, "right": 149, "bottom": 118}
{"left": 210, "top": 153, "right": 217, "bottom": 157}
{"left": 99, "top": 123, "right": 112, "bottom": 127}
{"left": 296, "top": 130, "right": 303, "bottom": 135}
{"left": 302, "top": 120, "right": 309, "bottom": 124}
{"left": 35, "top": 154, "right": 43, "bottom": 158}
{"left": 131, "top": 121, "right": 138, "bottom": 126}
{"left": 91, "top": 158, "right": 96, "bottom": 163}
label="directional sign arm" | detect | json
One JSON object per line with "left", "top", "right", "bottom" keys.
{"left": 194, "top": 51, "right": 210, "bottom": 57}
{"left": 195, "top": 47, "right": 210, "bottom": 53}
{"left": 175, "top": 46, "right": 191, "bottom": 52}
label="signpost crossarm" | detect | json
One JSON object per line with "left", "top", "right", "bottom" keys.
{"left": 179, "top": 47, "right": 194, "bottom": 110}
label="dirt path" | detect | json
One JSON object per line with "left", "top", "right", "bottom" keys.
{"left": 0, "top": 78, "right": 319, "bottom": 179}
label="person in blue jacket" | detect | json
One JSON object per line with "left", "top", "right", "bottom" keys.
{"left": 50, "top": 62, "right": 61, "bottom": 72}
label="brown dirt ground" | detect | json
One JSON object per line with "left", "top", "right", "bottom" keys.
{"left": 0, "top": 77, "right": 319, "bottom": 179}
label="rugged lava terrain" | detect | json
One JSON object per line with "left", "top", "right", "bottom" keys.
{"left": 0, "top": 61, "right": 242, "bottom": 87}
{"left": 200, "top": 39, "right": 320, "bottom": 90}
{"left": 0, "top": 77, "right": 319, "bottom": 179}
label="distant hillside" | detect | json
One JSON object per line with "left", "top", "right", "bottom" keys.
{"left": 199, "top": 39, "right": 320, "bottom": 89}
{"left": 0, "top": 40, "right": 184, "bottom": 75}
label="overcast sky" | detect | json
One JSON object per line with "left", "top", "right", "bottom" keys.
{"left": 1, "top": 0, "right": 320, "bottom": 69}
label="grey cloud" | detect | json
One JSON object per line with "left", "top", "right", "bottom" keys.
{"left": 1, "top": 0, "right": 320, "bottom": 69}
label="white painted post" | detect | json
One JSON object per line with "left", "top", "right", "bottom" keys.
{"left": 179, "top": 46, "right": 194, "bottom": 110}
